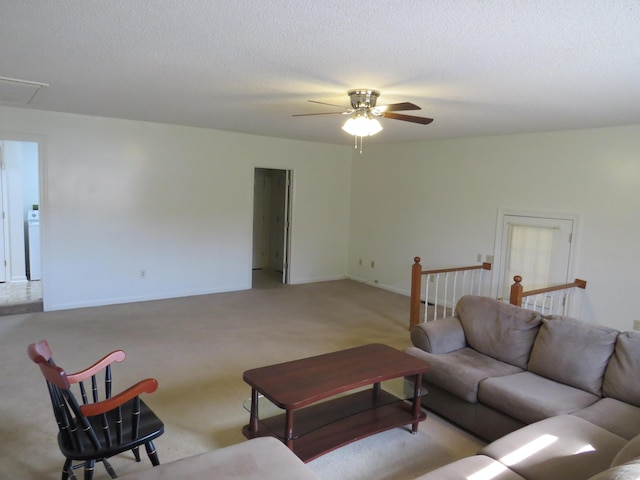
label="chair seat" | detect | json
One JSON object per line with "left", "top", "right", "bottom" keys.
{"left": 58, "top": 398, "right": 164, "bottom": 460}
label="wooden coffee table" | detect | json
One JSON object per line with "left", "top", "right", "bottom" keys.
{"left": 242, "top": 343, "right": 430, "bottom": 462}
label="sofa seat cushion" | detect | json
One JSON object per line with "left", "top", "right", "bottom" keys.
{"left": 587, "top": 458, "right": 640, "bottom": 480}
{"left": 528, "top": 316, "right": 618, "bottom": 395}
{"left": 478, "top": 371, "right": 600, "bottom": 424}
{"left": 406, "top": 346, "right": 523, "bottom": 403}
{"left": 573, "top": 398, "right": 640, "bottom": 440}
{"left": 603, "top": 331, "right": 640, "bottom": 406}
{"left": 413, "top": 454, "right": 526, "bottom": 480}
{"left": 456, "top": 295, "right": 542, "bottom": 369}
{"left": 117, "top": 437, "right": 320, "bottom": 480}
{"left": 480, "top": 415, "right": 627, "bottom": 480}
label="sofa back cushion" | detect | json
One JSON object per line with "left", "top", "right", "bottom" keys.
{"left": 528, "top": 316, "right": 619, "bottom": 395}
{"left": 455, "top": 295, "right": 542, "bottom": 369}
{"left": 603, "top": 331, "right": 640, "bottom": 406}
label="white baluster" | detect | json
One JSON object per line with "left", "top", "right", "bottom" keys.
{"left": 452, "top": 271, "right": 458, "bottom": 317}
{"left": 424, "top": 277, "right": 430, "bottom": 323}
{"left": 433, "top": 275, "right": 440, "bottom": 321}
{"left": 443, "top": 272, "right": 449, "bottom": 318}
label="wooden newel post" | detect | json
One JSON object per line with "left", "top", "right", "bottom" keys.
{"left": 410, "top": 257, "right": 422, "bottom": 330}
{"left": 510, "top": 275, "right": 523, "bottom": 306}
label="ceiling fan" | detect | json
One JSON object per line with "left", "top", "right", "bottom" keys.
{"left": 293, "top": 89, "right": 434, "bottom": 138}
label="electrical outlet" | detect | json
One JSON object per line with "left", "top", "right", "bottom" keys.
{"left": 140, "top": 269, "right": 146, "bottom": 279}
{"left": 477, "top": 253, "right": 482, "bottom": 262}
{"left": 634, "top": 320, "right": 640, "bottom": 331}
{"left": 429, "top": 274, "right": 435, "bottom": 283}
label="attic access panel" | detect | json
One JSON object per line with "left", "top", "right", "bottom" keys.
{"left": 0, "top": 77, "right": 48, "bottom": 105}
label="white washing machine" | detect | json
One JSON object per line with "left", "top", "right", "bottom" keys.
{"left": 28, "top": 210, "right": 41, "bottom": 280}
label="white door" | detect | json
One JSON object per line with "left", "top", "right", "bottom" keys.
{"left": 266, "top": 169, "right": 291, "bottom": 283}
{"left": 494, "top": 212, "right": 576, "bottom": 301}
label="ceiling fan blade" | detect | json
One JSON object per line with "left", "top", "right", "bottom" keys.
{"left": 376, "top": 102, "right": 421, "bottom": 112}
{"left": 307, "top": 99, "right": 349, "bottom": 109}
{"left": 292, "top": 111, "right": 345, "bottom": 117}
{"left": 383, "top": 112, "right": 434, "bottom": 125}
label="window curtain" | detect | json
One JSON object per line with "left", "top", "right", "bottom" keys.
{"left": 507, "top": 224, "right": 558, "bottom": 290}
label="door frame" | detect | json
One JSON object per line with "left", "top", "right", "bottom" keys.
{"left": 281, "top": 170, "right": 292, "bottom": 284}
{"left": 0, "top": 132, "right": 45, "bottom": 304}
{"left": 491, "top": 208, "right": 581, "bottom": 300}
{"left": 0, "top": 143, "right": 7, "bottom": 282}
{"left": 251, "top": 167, "right": 293, "bottom": 285}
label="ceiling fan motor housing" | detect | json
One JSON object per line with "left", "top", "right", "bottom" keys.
{"left": 348, "top": 89, "right": 380, "bottom": 109}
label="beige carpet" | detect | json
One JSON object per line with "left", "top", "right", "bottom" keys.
{"left": 1, "top": 279, "right": 484, "bottom": 479}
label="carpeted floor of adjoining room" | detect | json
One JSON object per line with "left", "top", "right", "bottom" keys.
{"left": 1, "top": 279, "right": 484, "bottom": 479}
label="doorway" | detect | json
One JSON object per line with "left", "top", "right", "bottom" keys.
{"left": 493, "top": 210, "right": 577, "bottom": 302}
{"left": 252, "top": 168, "right": 292, "bottom": 287}
{"left": 0, "top": 140, "right": 42, "bottom": 311}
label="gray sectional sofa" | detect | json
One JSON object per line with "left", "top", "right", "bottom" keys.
{"left": 118, "top": 437, "right": 321, "bottom": 480}
{"left": 120, "top": 296, "right": 640, "bottom": 479}
{"left": 406, "top": 295, "right": 640, "bottom": 480}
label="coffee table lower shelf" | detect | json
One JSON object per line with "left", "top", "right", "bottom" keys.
{"left": 242, "top": 389, "right": 426, "bottom": 462}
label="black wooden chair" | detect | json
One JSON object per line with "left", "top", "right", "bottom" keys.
{"left": 28, "top": 340, "right": 165, "bottom": 480}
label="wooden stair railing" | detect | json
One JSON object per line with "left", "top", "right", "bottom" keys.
{"left": 410, "top": 257, "right": 587, "bottom": 328}
{"left": 410, "top": 257, "right": 492, "bottom": 329}
{"left": 509, "top": 275, "right": 587, "bottom": 314}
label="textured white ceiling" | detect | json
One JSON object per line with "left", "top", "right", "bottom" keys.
{"left": 1, "top": 1, "right": 639, "bottom": 145}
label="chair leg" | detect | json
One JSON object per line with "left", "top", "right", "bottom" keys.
{"left": 145, "top": 441, "right": 160, "bottom": 466}
{"left": 102, "top": 458, "right": 117, "bottom": 479}
{"left": 132, "top": 445, "right": 141, "bottom": 462}
{"left": 62, "top": 458, "right": 73, "bottom": 480}
{"left": 83, "top": 459, "right": 95, "bottom": 480}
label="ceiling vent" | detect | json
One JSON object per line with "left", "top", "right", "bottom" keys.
{"left": 0, "top": 76, "right": 49, "bottom": 105}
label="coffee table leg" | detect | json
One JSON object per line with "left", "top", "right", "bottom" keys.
{"left": 285, "top": 409, "right": 294, "bottom": 449}
{"left": 249, "top": 388, "right": 259, "bottom": 433}
{"left": 411, "top": 374, "right": 423, "bottom": 434}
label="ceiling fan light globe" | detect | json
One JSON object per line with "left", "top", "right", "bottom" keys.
{"left": 342, "top": 116, "right": 383, "bottom": 137}
{"left": 367, "top": 118, "right": 383, "bottom": 136}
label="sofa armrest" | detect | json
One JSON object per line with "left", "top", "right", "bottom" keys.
{"left": 612, "top": 433, "right": 640, "bottom": 467}
{"left": 410, "top": 316, "right": 466, "bottom": 354}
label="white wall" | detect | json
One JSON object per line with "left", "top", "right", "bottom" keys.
{"left": 21, "top": 141, "right": 40, "bottom": 212}
{"left": 348, "top": 125, "right": 640, "bottom": 332}
{"left": 3, "top": 102, "right": 637, "bottom": 332}
{"left": 0, "top": 106, "right": 352, "bottom": 310}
